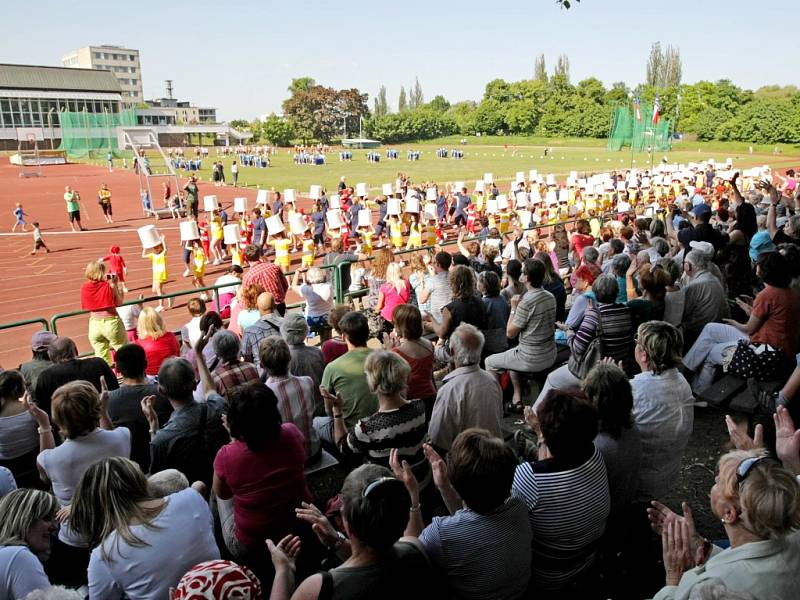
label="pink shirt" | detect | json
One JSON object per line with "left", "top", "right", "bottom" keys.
{"left": 213, "top": 424, "right": 312, "bottom": 547}
{"left": 379, "top": 280, "right": 411, "bottom": 322}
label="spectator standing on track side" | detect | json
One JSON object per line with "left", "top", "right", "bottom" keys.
{"left": 231, "top": 161, "right": 239, "bottom": 187}
{"left": 63, "top": 186, "right": 85, "bottom": 232}
{"left": 97, "top": 183, "right": 113, "bottom": 224}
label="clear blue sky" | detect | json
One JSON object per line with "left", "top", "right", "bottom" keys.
{"left": 2, "top": 0, "right": 797, "bottom": 121}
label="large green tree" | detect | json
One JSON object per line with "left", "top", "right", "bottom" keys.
{"left": 258, "top": 114, "right": 295, "bottom": 146}
{"left": 282, "top": 84, "right": 368, "bottom": 143}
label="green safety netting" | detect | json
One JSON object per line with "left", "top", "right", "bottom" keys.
{"left": 607, "top": 103, "right": 671, "bottom": 152}
{"left": 57, "top": 109, "right": 136, "bottom": 158}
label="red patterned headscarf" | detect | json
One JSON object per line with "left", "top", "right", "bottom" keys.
{"left": 174, "top": 560, "right": 262, "bottom": 599}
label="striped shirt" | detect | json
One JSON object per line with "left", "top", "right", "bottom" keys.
{"left": 265, "top": 374, "right": 320, "bottom": 461}
{"left": 568, "top": 302, "right": 634, "bottom": 376}
{"left": 419, "top": 499, "right": 532, "bottom": 600}
{"left": 346, "top": 400, "right": 427, "bottom": 480}
{"left": 514, "top": 287, "right": 557, "bottom": 368}
{"left": 511, "top": 447, "right": 610, "bottom": 590}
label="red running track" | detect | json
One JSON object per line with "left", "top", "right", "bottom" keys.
{"left": 0, "top": 158, "right": 311, "bottom": 368}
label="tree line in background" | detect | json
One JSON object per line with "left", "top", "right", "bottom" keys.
{"left": 241, "top": 44, "right": 800, "bottom": 146}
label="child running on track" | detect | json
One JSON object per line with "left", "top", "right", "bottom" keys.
{"left": 12, "top": 203, "right": 28, "bottom": 232}
{"left": 101, "top": 245, "right": 128, "bottom": 293}
{"left": 142, "top": 236, "right": 171, "bottom": 311}
{"left": 30, "top": 222, "right": 50, "bottom": 254}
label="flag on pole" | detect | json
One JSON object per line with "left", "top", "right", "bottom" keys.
{"left": 634, "top": 95, "right": 642, "bottom": 122}
{"left": 652, "top": 95, "right": 661, "bottom": 125}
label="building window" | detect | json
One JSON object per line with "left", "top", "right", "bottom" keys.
{"left": 131, "top": 79, "right": 137, "bottom": 86}
{"left": 130, "top": 67, "right": 136, "bottom": 73}
{"left": 94, "top": 52, "right": 101, "bottom": 59}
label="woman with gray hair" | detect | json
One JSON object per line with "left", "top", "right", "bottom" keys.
{"left": 291, "top": 266, "right": 333, "bottom": 341}
{"left": 280, "top": 313, "right": 325, "bottom": 412}
{"left": 534, "top": 274, "right": 634, "bottom": 411}
{"left": 208, "top": 329, "right": 259, "bottom": 401}
{"left": 0, "top": 488, "right": 58, "bottom": 598}
{"left": 328, "top": 350, "right": 428, "bottom": 481}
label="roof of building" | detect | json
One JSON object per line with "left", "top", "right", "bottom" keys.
{"left": 0, "top": 64, "right": 122, "bottom": 93}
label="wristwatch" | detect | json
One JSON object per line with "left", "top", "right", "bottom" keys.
{"left": 328, "top": 530, "right": 346, "bottom": 551}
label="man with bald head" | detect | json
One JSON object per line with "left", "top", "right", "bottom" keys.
{"left": 241, "top": 292, "right": 285, "bottom": 366}
{"left": 34, "top": 336, "right": 118, "bottom": 416}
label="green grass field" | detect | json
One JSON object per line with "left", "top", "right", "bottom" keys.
{"left": 84, "top": 136, "right": 800, "bottom": 196}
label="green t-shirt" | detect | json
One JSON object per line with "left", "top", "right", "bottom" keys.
{"left": 64, "top": 192, "right": 79, "bottom": 212}
{"left": 321, "top": 348, "right": 377, "bottom": 428}
{"left": 185, "top": 183, "right": 198, "bottom": 203}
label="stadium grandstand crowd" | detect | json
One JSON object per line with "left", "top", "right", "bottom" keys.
{"left": 2, "top": 160, "right": 800, "bottom": 600}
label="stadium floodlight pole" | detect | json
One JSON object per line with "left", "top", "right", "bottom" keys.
{"left": 103, "top": 106, "right": 112, "bottom": 155}
{"left": 628, "top": 93, "right": 635, "bottom": 170}
{"left": 46, "top": 108, "right": 55, "bottom": 150}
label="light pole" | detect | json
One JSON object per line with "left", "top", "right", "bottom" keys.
{"left": 47, "top": 108, "right": 55, "bottom": 150}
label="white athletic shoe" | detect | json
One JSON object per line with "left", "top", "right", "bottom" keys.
{"left": 182, "top": 269, "right": 191, "bottom": 277}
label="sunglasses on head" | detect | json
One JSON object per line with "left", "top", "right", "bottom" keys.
{"left": 736, "top": 455, "right": 773, "bottom": 486}
{"left": 362, "top": 476, "right": 398, "bottom": 499}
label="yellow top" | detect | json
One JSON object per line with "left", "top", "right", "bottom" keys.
{"left": 302, "top": 239, "right": 315, "bottom": 266}
{"left": 408, "top": 224, "right": 422, "bottom": 246}
{"left": 98, "top": 189, "right": 112, "bottom": 202}
{"left": 231, "top": 247, "right": 244, "bottom": 267}
{"left": 148, "top": 251, "right": 168, "bottom": 282}
{"left": 425, "top": 224, "right": 437, "bottom": 246}
{"left": 390, "top": 220, "right": 403, "bottom": 243}
{"left": 272, "top": 238, "right": 291, "bottom": 266}
{"left": 192, "top": 247, "right": 206, "bottom": 276}
{"left": 210, "top": 217, "right": 223, "bottom": 241}
{"left": 360, "top": 231, "right": 374, "bottom": 254}
{"left": 498, "top": 211, "right": 511, "bottom": 234}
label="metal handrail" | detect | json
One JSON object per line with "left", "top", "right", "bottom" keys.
{"left": 0, "top": 317, "right": 51, "bottom": 333}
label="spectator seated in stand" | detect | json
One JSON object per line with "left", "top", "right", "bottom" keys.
{"left": 34, "top": 337, "right": 118, "bottom": 416}
{"left": 69, "top": 457, "right": 219, "bottom": 599}
{"left": 648, "top": 450, "right": 800, "bottom": 600}
{"left": 428, "top": 323, "right": 503, "bottom": 455}
{"left": 135, "top": 308, "right": 180, "bottom": 377}
{"left": 259, "top": 336, "right": 321, "bottom": 464}
{"left": 0, "top": 488, "right": 58, "bottom": 599}
{"left": 180, "top": 298, "right": 206, "bottom": 355}
{"left": 18, "top": 331, "right": 56, "bottom": 392}
{"left": 268, "top": 464, "right": 435, "bottom": 600}
{"left": 213, "top": 381, "right": 312, "bottom": 563}
{"left": 209, "top": 330, "right": 260, "bottom": 401}
{"left": 0, "top": 370, "right": 41, "bottom": 489}
{"left": 281, "top": 314, "right": 325, "bottom": 411}
{"left": 106, "top": 344, "right": 172, "bottom": 473}
{"left": 512, "top": 389, "right": 610, "bottom": 595}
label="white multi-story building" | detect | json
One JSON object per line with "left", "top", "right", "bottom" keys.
{"left": 61, "top": 45, "right": 143, "bottom": 104}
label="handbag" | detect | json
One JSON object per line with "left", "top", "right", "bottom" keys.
{"left": 727, "top": 340, "right": 788, "bottom": 382}
{"left": 568, "top": 303, "right": 605, "bottom": 379}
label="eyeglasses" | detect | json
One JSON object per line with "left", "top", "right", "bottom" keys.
{"left": 736, "top": 455, "right": 772, "bottom": 486}
{"left": 362, "top": 477, "right": 397, "bottom": 498}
